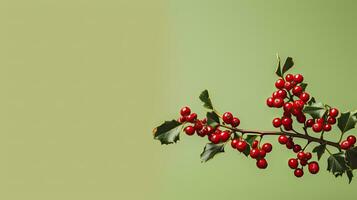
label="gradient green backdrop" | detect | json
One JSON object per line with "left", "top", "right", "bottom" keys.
{"left": 1, "top": 0, "right": 357, "bottom": 199}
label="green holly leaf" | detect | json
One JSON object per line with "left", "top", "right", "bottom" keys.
{"left": 242, "top": 145, "right": 250, "bottom": 157}
{"left": 300, "top": 83, "right": 308, "bottom": 91}
{"left": 308, "top": 97, "right": 316, "bottom": 105}
{"left": 199, "top": 90, "right": 213, "bottom": 110}
{"left": 206, "top": 111, "right": 220, "bottom": 127}
{"left": 312, "top": 143, "right": 326, "bottom": 160}
{"left": 327, "top": 152, "right": 347, "bottom": 177}
{"left": 153, "top": 120, "right": 182, "bottom": 145}
{"left": 276, "top": 55, "right": 282, "bottom": 77}
{"left": 346, "top": 169, "right": 354, "bottom": 184}
{"left": 303, "top": 102, "right": 327, "bottom": 119}
{"left": 338, "top": 111, "right": 357, "bottom": 134}
{"left": 346, "top": 146, "right": 357, "bottom": 169}
{"left": 245, "top": 135, "right": 258, "bottom": 145}
{"left": 200, "top": 143, "right": 225, "bottom": 162}
{"left": 282, "top": 57, "right": 294, "bottom": 74}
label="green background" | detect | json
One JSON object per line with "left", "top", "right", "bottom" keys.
{"left": 1, "top": 0, "right": 357, "bottom": 199}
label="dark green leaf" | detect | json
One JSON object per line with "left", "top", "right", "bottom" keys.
{"left": 338, "top": 111, "right": 357, "bottom": 134}
{"left": 200, "top": 143, "right": 225, "bottom": 162}
{"left": 312, "top": 144, "right": 326, "bottom": 160}
{"left": 327, "top": 152, "right": 347, "bottom": 176}
{"left": 308, "top": 97, "right": 316, "bottom": 105}
{"left": 303, "top": 102, "right": 326, "bottom": 119}
{"left": 242, "top": 145, "right": 250, "bottom": 157}
{"left": 206, "top": 111, "right": 220, "bottom": 127}
{"left": 245, "top": 135, "right": 258, "bottom": 145}
{"left": 275, "top": 55, "right": 282, "bottom": 77}
{"left": 300, "top": 83, "right": 308, "bottom": 91}
{"left": 282, "top": 57, "right": 294, "bottom": 74}
{"left": 153, "top": 120, "right": 182, "bottom": 145}
{"left": 199, "top": 90, "right": 213, "bottom": 110}
{"left": 346, "top": 146, "right": 357, "bottom": 169}
{"left": 346, "top": 169, "right": 354, "bottom": 184}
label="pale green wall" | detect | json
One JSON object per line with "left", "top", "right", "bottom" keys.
{"left": 0, "top": 0, "right": 356, "bottom": 199}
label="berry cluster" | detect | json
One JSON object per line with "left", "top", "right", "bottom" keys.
{"left": 340, "top": 135, "right": 356, "bottom": 150}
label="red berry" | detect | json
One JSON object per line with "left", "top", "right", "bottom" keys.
{"left": 291, "top": 108, "right": 302, "bottom": 116}
{"left": 284, "top": 82, "right": 293, "bottom": 90}
{"left": 194, "top": 120, "right": 203, "bottom": 131}
{"left": 275, "top": 79, "right": 285, "bottom": 89}
{"left": 186, "top": 113, "right": 197, "bottom": 123}
{"left": 250, "top": 148, "right": 260, "bottom": 159}
{"left": 222, "top": 112, "right": 233, "bottom": 124}
{"left": 323, "top": 124, "right": 332, "bottom": 132}
{"left": 283, "top": 111, "right": 292, "bottom": 118}
{"left": 202, "top": 118, "right": 207, "bottom": 124}
{"left": 205, "top": 126, "right": 214, "bottom": 134}
{"left": 277, "top": 90, "right": 287, "bottom": 99}
{"left": 293, "top": 100, "right": 305, "bottom": 110}
{"left": 286, "top": 139, "right": 294, "bottom": 149}
{"left": 283, "top": 102, "right": 293, "bottom": 112}
{"left": 329, "top": 108, "right": 339, "bottom": 117}
{"left": 308, "top": 161, "right": 319, "bottom": 174}
{"left": 259, "top": 149, "right": 267, "bottom": 158}
{"left": 236, "top": 140, "right": 247, "bottom": 152}
{"left": 297, "top": 114, "right": 306, "bottom": 123}
{"left": 285, "top": 74, "right": 294, "bottom": 82}
{"left": 272, "top": 91, "right": 278, "bottom": 98}
{"left": 220, "top": 131, "right": 231, "bottom": 142}
{"left": 262, "top": 143, "right": 272, "bottom": 153}
{"left": 305, "top": 119, "right": 314, "bottom": 127}
{"left": 327, "top": 116, "right": 336, "bottom": 125}
{"left": 347, "top": 135, "right": 356, "bottom": 146}
{"left": 340, "top": 140, "right": 351, "bottom": 150}
{"left": 299, "top": 92, "right": 310, "bottom": 102}
{"left": 297, "top": 152, "right": 305, "bottom": 160}
{"left": 178, "top": 116, "right": 186, "bottom": 123}
{"left": 231, "top": 117, "right": 240, "bottom": 127}
{"left": 292, "top": 86, "right": 303, "bottom": 96}
{"left": 300, "top": 159, "right": 308, "bottom": 166}
{"left": 184, "top": 126, "right": 195, "bottom": 135}
{"left": 256, "top": 159, "right": 268, "bottom": 169}
{"left": 180, "top": 106, "right": 191, "bottom": 116}
{"left": 273, "top": 98, "right": 284, "bottom": 108}
{"left": 293, "top": 144, "right": 302, "bottom": 153}
{"left": 252, "top": 140, "right": 259, "bottom": 149}
{"left": 209, "top": 134, "right": 220, "bottom": 144}
{"left": 231, "top": 139, "right": 239, "bottom": 148}
{"left": 266, "top": 97, "right": 274, "bottom": 107}
{"left": 282, "top": 117, "right": 293, "bottom": 127}
{"left": 288, "top": 158, "right": 299, "bottom": 169}
{"left": 197, "top": 130, "right": 206, "bottom": 137}
{"left": 305, "top": 152, "right": 312, "bottom": 160}
{"left": 312, "top": 123, "right": 323, "bottom": 133}
{"left": 272, "top": 118, "right": 282, "bottom": 128}
{"left": 278, "top": 135, "right": 288, "bottom": 144}
{"left": 316, "top": 118, "right": 324, "bottom": 124}
{"left": 294, "top": 74, "right": 304, "bottom": 83}
{"left": 294, "top": 169, "right": 304, "bottom": 178}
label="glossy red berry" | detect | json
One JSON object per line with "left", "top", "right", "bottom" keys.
{"left": 316, "top": 118, "right": 324, "bottom": 124}
{"left": 323, "top": 124, "right": 332, "bottom": 132}
{"left": 286, "top": 139, "right": 294, "bottom": 149}
{"left": 347, "top": 135, "right": 356, "bottom": 146}
{"left": 231, "top": 139, "right": 239, "bottom": 148}
{"left": 327, "top": 116, "right": 336, "bottom": 125}
{"left": 178, "top": 116, "right": 186, "bottom": 123}
{"left": 236, "top": 140, "right": 247, "bottom": 152}
{"left": 220, "top": 131, "right": 230, "bottom": 142}
{"left": 293, "top": 100, "right": 305, "bottom": 110}
{"left": 299, "top": 92, "right": 310, "bottom": 102}
{"left": 340, "top": 140, "right": 351, "bottom": 150}
{"left": 275, "top": 79, "right": 285, "bottom": 89}
{"left": 283, "top": 102, "right": 293, "bottom": 112}
{"left": 297, "top": 114, "right": 306, "bottom": 123}
{"left": 282, "top": 117, "right": 293, "bottom": 127}
{"left": 250, "top": 148, "right": 260, "bottom": 159}
{"left": 305, "top": 152, "right": 312, "bottom": 160}
{"left": 293, "top": 144, "right": 302, "bottom": 153}
{"left": 231, "top": 117, "right": 240, "bottom": 127}
{"left": 284, "top": 82, "right": 293, "bottom": 90}
{"left": 312, "top": 123, "right": 323, "bottom": 133}
{"left": 294, "top": 169, "right": 304, "bottom": 178}
{"left": 259, "top": 149, "right": 267, "bottom": 158}
{"left": 205, "top": 126, "right": 214, "bottom": 134}
{"left": 256, "top": 159, "right": 268, "bottom": 169}
{"left": 288, "top": 158, "right": 299, "bottom": 169}
{"left": 294, "top": 74, "right": 304, "bottom": 83}
{"left": 209, "top": 133, "right": 221, "bottom": 144}
{"left": 278, "top": 135, "right": 288, "bottom": 144}
{"left": 272, "top": 118, "right": 282, "bottom": 128}
{"left": 197, "top": 129, "right": 206, "bottom": 137}
{"left": 329, "top": 108, "right": 339, "bottom": 117}
{"left": 252, "top": 140, "right": 259, "bottom": 149}
{"left": 186, "top": 113, "right": 197, "bottom": 123}
{"left": 194, "top": 120, "right": 203, "bottom": 131}
{"left": 273, "top": 98, "right": 284, "bottom": 108}
{"left": 283, "top": 111, "right": 292, "bottom": 118}
{"left": 222, "top": 112, "right": 233, "bottom": 124}
{"left": 180, "top": 106, "right": 191, "bottom": 116}
{"left": 285, "top": 74, "right": 294, "bottom": 82}
{"left": 292, "top": 86, "right": 303, "bottom": 96}
{"left": 308, "top": 161, "right": 319, "bottom": 174}
{"left": 300, "top": 159, "right": 308, "bottom": 166}
{"left": 277, "top": 90, "right": 287, "bottom": 99}
{"left": 184, "top": 126, "right": 195, "bottom": 135}
{"left": 266, "top": 97, "right": 274, "bottom": 107}
{"left": 262, "top": 143, "right": 272, "bottom": 153}
{"left": 297, "top": 152, "right": 305, "bottom": 160}
{"left": 305, "top": 119, "right": 314, "bottom": 127}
